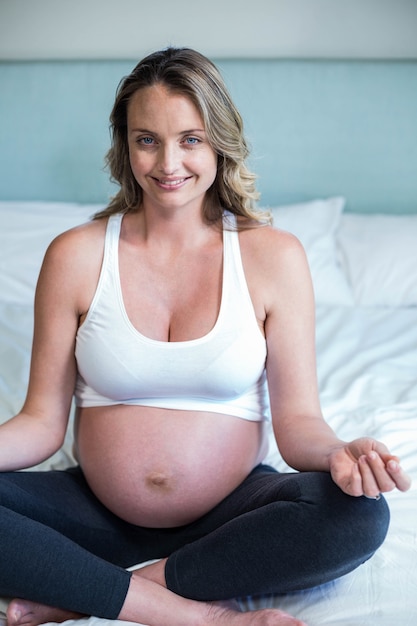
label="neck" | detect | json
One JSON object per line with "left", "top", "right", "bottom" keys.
{"left": 136, "top": 201, "right": 221, "bottom": 250}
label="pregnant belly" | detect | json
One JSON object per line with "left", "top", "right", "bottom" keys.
{"left": 74, "top": 405, "right": 267, "bottom": 527}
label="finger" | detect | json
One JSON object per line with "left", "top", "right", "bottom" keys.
{"left": 365, "top": 451, "right": 397, "bottom": 493}
{"left": 379, "top": 453, "right": 401, "bottom": 466}
{"left": 347, "top": 461, "right": 364, "bottom": 496}
{"left": 371, "top": 451, "right": 412, "bottom": 491}
{"left": 336, "top": 460, "right": 362, "bottom": 497}
{"left": 386, "top": 459, "right": 413, "bottom": 492}
{"left": 371, "top": 440, "right": 392, "bottom": 457}
{"left": 358, "top": 455, "right": 381, "bottom": 498}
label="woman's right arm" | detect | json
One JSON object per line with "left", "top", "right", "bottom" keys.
{"left": 0, "top": 223, "right": 100, "bottom": 471}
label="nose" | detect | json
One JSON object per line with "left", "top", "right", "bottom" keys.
{"left": 158, "top": 142, "right": 180, "bottom": 174}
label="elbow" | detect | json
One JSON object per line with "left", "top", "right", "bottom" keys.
{"left": 42, "top": 424, "right": 68, "bottom": 458}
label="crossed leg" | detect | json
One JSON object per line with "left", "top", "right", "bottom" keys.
{"left": 2, "top": 466, "right": 388, "bottom": 626}
{"left": 7, "top": 565, "right": 307, "bottom": 626}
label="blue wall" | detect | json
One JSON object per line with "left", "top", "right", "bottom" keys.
{"left": 1, "top": 59, "right": 416, "bottom": 213}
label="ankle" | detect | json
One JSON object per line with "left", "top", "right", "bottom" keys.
{"left": 132, "top": 558, "right": 168, "bottom": 587}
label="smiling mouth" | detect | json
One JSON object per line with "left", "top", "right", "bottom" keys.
{"left": 153, "top": 176, "right": 190, "bottom": 187}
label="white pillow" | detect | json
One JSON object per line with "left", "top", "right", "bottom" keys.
{"left": 270, "top": 197, "right": 354, "bottom": 306}
{"left": 0, "top": 202, "right": 104, "bottom": 305}
{"left": 337, "top": 212, "right": 417, "bottom": 307}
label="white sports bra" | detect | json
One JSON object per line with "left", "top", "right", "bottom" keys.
{"left": 74, "top": 212, "right": 270, "bottom": 422}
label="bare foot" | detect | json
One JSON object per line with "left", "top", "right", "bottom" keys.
{"left": 205, "top": 604, "right": 307, "bottom": 625}
{"left": 6, "top": 596, "right": 306, "bottom": 626}
{"left": 6, "top": 599, "right": 83, "bottom": 626}
{"left": 132, "top": 562, "right": 306, "bottom": 625}
{"left": 123, "top": 567, "right": 307, "bottom": 626}
{"left": 7, "top": 578, "right": 306, "bottom": 626}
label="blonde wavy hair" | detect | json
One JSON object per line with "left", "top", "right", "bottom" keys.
{"left": 96, "top": 47, "right": 271, "bottom": 226}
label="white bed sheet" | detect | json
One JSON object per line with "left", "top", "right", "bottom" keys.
{"left": 0, "top": 305, "right": 416, "bottom": 625}
{"left": 259, "top": 306, "right": 417, "bottom": 625}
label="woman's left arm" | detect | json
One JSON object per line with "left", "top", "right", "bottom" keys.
{"left": 262, "top": 228, "right": 411, "bottom": 496}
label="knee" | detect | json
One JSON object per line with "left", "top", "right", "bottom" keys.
{"left": 310, "top": 484, "right": 391, "bottom": 587}
{"left": 351, "top": 493, "right": 390, "bottom": 555}
{"left": 323, "top": 482, "right": 390, "bottom": 562}
{"left": 305, "top": 473, "right": 390, "bottom": 559}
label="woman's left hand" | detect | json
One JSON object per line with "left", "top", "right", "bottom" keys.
{"left": 329, "top": 437, "right": 412, "bottom": 497}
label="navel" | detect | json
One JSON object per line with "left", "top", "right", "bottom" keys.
{"left": 145, "top": 471, "right": 173, "bottom": 491}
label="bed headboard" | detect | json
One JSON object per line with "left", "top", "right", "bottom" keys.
{"left": 1, "top": 59, "right": 416, "bottom": 214}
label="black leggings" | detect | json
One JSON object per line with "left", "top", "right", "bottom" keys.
{"left": 0, "top": 465, "right": 389, "bottom": 619}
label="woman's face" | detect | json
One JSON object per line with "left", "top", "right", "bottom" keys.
{"left": 127, "top": 84, "right": 218, "bottom": 215}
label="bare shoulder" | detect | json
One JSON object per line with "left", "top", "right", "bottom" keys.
{"left": 238, "top": 223, "right": 308, "bottom": 276}
{"left": 44, "top": 218, "right": 107, "bottom": 263}
{"left": 238, "top": 223, "right": 314, "bottom": 316}
{"left": 37, "top": 218, "right": 108, "bottom": 313}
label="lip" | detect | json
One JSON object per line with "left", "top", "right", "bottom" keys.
{"left": 151, "top": 176, "right": 191, "bottom": 190}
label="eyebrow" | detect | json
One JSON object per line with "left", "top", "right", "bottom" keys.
{"left": 129, "top": 128, "right": 206, "bottom": 136}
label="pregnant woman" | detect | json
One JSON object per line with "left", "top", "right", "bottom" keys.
{"left": 0, "top": 47, "right": 410, "bottom": 626}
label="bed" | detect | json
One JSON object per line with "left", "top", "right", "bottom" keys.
{"left": 0, "top": 196, "right": 416, "bottom": 626}
{"left": 0, "top": 56, "right": 416, "bottom": 625}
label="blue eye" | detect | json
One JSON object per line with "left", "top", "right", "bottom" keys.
{"left": 140, "top": 137, "right": 154, "bottom": 145}
{"left": 185, "top": 137, "right": 199, "bottom": 145}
